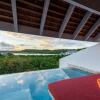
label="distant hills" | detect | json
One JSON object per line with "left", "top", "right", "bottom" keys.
{"left": 14, "top": 49, "right": 83, "bottom": 54}
{"left": 0, "top": 48, "right": 84, "bottom": 54}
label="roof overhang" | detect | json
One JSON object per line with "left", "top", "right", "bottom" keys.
{"left": 0, "top": 0, "right": 100, "bottom": 42}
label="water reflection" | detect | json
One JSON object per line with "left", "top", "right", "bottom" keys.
{"left": 0, "top": 69, "right": 68, "bottom": 100}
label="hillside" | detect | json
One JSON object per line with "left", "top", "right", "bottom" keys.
{"left": 14, "top": 49, "right": 83, "bottom": 54}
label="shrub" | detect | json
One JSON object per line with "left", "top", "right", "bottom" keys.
{"left": 0, "top": 55, "right": 63, "bottom": 75}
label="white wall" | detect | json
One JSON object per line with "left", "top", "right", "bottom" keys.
{"left": 59, "top": 43, "right": 100, "bottom": 73}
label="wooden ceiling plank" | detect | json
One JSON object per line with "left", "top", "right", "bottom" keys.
{"left": 19, "top": 0, "right": 42, "bottom": 9}
{"left": 0, "top": 1, "right": 10, "bottom": 6}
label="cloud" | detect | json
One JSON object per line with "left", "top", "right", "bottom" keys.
{"left": 0, "top": 30, "right": 98, "bottom": 51}
{"left": 0, "top": 42, "right": 15, "bottom": 51}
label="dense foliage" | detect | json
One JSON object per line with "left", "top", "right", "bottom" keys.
{"left": 0, "top": 55, "right": 63, "bottom": 75}
{"left": 0, "top": 48, "right": 84, "bottom": 75}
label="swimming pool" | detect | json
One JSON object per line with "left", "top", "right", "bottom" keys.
{"left": 63, "top": 68, "right": 92, "bottom": 78}
{"left": 0, "top": 68, "right": 91, "bottom": 100}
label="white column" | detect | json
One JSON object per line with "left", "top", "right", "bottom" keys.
{"left": 58, "top": 4, "right": 75, "bottom": 38}
{"left": 11, "top": 0, "right": 18, "bottom": 32}
{"left": 85, "top": 18, "right": 100, "bottom": 40}
{"left": 40, "top": 0, "right": 50, "bottom": 35}
{"left": 73, "top": 12, "right": 92, "bottom": 39}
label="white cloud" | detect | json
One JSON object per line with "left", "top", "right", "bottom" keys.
{"left": 0, "top": 42, "right": 15, "bottom": 51}
{"left": 0, "top": 30, "right": 98, "bottom": 51}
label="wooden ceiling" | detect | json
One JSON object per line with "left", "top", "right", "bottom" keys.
{"left": 0, "top": 0, "right": 100, "bottom": 41}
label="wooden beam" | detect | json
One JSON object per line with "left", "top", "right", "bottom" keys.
{"left": 11, "top": 0, "right": 18, "bottom": 32}
{"left": 64, "top": 0, "right": 100, "bottom": 15}
{"left": 73, "top": 11, "right": 92, "bottom": 39}
{"left": 85, "top": 18, "right": 100, "bottom": 40}
{"left": 40, "top": 0, "right": 50, "bottom": 35}
{"left": 58, "top": 4, "right": 75, "bottom": 38}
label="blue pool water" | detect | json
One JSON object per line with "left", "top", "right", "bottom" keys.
{"left": 63, "top": 68, "right": 92, "bottom": 78}
{"left": 0, "top": 68, "right": 91, "bottom": 100}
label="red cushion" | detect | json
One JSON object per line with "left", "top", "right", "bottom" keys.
{"left": 48, "top": 74, "right": 100, "bottom": 100}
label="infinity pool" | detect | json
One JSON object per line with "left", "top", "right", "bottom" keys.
{"left": 0, "top": 68, "right": 91, "bottom": 100}
{"left": 63, "top": 68, "right": 92, "bottom": 78}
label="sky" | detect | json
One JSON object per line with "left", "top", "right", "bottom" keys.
{"left": 0, "top": 30, "right": 98, "bottom": 51}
